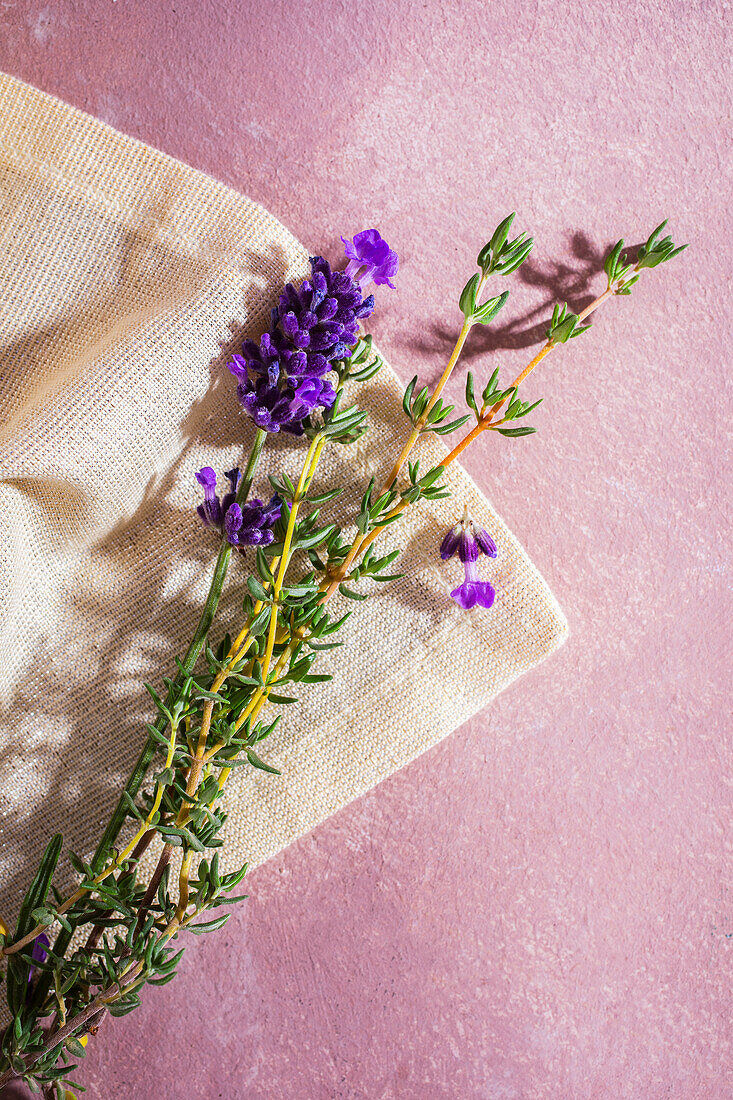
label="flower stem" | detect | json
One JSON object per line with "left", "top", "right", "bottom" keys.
{"left": 19, "top": 428, "right": 268, "bottom": 1003}
{"left": 91, "top": 426, "right": 267, "bottom": 872}
{"left": 260, "top": 433, "right": 325, "bottom": 687}
{"left": 152, "top": 431, "right": 328, "bottom": 930}
{"left": 324, "top": 289, "right": 486, "bottom": 601}
{"left": 383, "top": 296, "right": 481, "bottom": 490}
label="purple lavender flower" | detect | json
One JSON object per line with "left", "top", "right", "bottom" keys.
{"left": 196, "top": 468, "right": 281, "bottom": 548}
{"left": 228, "top": 232, "right": 396, "bottom": 434}
{"left": 440, "top": 516, "right": 497, "bottom": 610}
{"left": 235, "top": 376, "right": 309, "bottom": 435}
{"left": 342, "top": 229, "right": 399, "bottom": 289}
{"left": 223, "top": 495, "right": 282, "bottom": 548}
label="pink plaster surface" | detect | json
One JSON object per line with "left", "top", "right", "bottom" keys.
{"left": 0, "top": 1, "right": 730, "bottom": 1097}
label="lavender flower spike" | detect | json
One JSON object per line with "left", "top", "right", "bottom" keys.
{"left": 341, "top": 229, "right": 399, "bottom": 289}
{"left": 229, "top": 232, "right": 396, "bottom": 434}
{"left": 440, "top": 514, "right": 497, "bottom": 610}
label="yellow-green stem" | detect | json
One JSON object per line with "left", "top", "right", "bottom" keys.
{"left": 383, "top": 295, "right": 481, "bottom": 490}
{"left": 259, "top": 433, "right": 325, "bottom": 689}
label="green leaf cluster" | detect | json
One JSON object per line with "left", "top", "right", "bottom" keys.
{"left": 476, "top": 213, "right": 534, "bottom": 277}
{"left": 401, "top": 377, "right": 470, "bottom": 435}
{"left": 400, "top": 461, "right": 449, "bottom": 505}
{"left": 459, "top": 278, "right": 509, "bottom": 326}
{"left": 605, "top": 220, "right": 687, "bottom": 296}
{"left": 465, "top": 367, "right": 517, "bottom": 422}
{"left": 636, "top": 220, "right": 687, "bottom": 271}
{"left": 547, "top": 302, "right": 592, "bottom": 345}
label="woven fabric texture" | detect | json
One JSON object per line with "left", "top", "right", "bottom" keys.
{"left": 0, "top": 73, "right": 567, "bottom": 915}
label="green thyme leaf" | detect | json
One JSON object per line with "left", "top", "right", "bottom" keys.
{"left": 459, "top": 272, "right": 481, "bottom": 319}
{"left": 472, "top": 290, "right": 509, "bottom": 326}
{"left": 245, "top": 748, "right": 281, "bottom": 775}
{"left": 494, "top": 425, "right": 537, "bottom": 437}
{"left": 338, "top": 583, "right": 368, "bottom": 601}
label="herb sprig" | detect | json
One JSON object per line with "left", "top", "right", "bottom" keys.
{"left": 0, "top": 218, "right": 685, "bottom": 1096}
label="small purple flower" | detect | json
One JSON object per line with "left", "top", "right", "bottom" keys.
{"left": 236, "top": 375, "right": 309, "bottom": 435}
{"left": 195, "top": 467, "right": 239, "bottom": 528}
{"left": 27, "top": 933, "right": 49, "bottom": 993}
{"left": 293, "top": 375, "right": 337, "bottom": 411}
{"left": 342, "top": 229, "right": 399, "bottom": 289}
{"left": 196, "top": 468, "right": 281, "bottom": 548}
{"left": 450, "top": 559, "right": 496, "bottom": 610}
{"left": 440, "top": 516, "right": 497, "bottom": 610}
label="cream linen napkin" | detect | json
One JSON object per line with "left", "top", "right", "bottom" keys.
{"left": 0, "top": 72, "right": 567, "bottom": 917}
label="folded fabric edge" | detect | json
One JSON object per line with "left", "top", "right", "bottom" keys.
{"left": 219, "top": 602, "right": 569, "bottom": 872}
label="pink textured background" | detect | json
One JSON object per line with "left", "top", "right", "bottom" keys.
{"left": 1, "top": 2, "right": 730, "bottom": 1098}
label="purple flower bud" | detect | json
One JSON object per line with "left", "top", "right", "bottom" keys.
{"left": 224, "top": 468, "right": 241, "bottom": 493}
{"left": 473, "top": 522, "right": 498, "bottom": 558}
{"left": 236, "top": 377, "right": 307, "bottom": 435}
{"left": 27, "top": 933, "right": 49, "bottom": 997}
{"left": 440, "top": 523, "right": 462, "bottom": 560}
{"left": 227, "top": 354, "right": 249, "bottom": 381}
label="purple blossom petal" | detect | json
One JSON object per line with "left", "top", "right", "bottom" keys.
{"left": 450, "top": 580, "right": 495, "bottom": 610}
{"left": 458, "top": 530, "right": 479, "bottom": 563}
{"left": 341, "top": 229, "right": 399, "bottom": 290}
{"left": 440, "top": 524, "right": 462, "bottom": 560}
{"left": 195, "top": 467, "right": 217, "bottom": 494}
{"left": 451, "top": 581, "right": 479, "bottom": 609}
{"left": 474, "top": 523, "right": 498, "bottom": 558}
